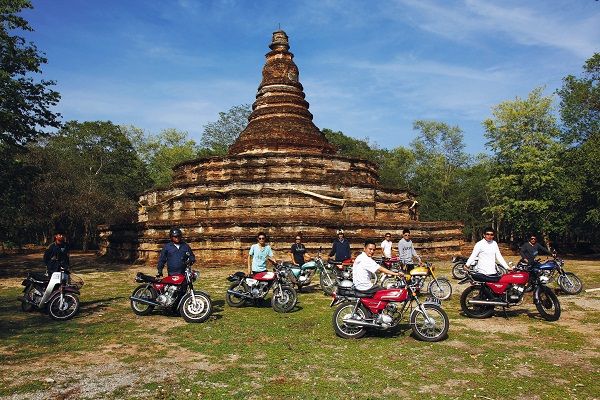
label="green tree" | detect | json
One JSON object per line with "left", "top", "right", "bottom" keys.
{"left": 201, "top": 104, "right": 251, "bottom": 155}
{"left": 27, "top": 121, "right": 151, "bottom": 249}
{"left": 0, "top": 0, "right": 61, "bottom": 146}
{"left": 322, "top": 128, "right": 381, "bottom": 163}
{"left": 409, "top": 120, "right": 469, "bottom": 221}
{"left": 556, "top": 53, "right": 600, "bottom": 241}
{"left": 483, "top": 87, "right": 567, "bottom": 241}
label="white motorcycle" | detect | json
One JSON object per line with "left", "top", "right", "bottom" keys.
{"left": 19, "top": 264, "right": 84, "bottom": 321}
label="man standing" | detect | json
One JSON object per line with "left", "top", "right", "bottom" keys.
{"left": 157, "top": 228, "right": 195, "bottom": 277}
{"left": 380, "top": 233, "right": 393, "bottom": 258}
{"left": 397, "top": 229, "right": 421, "bottom": 273}
{"left": 520, "top": 234, "right": 551, "bottom": 265}
{"left": 465, "top": 227, "right": 510, "bottom": 276}
{"left": 43, "top": 231, "right": 69, "bottom": 275}
{"left": 329, "top": 229, "right": 351, "bottom": 262}
{"left": 248, "top": 232, "right": 276, "bottom": 275}
{"left": 353, "top": 240, "right": 403, "bottom": 291}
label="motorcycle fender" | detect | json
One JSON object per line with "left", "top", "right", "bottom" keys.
{"left": 330, "top": 294, "right": 343, "bottom": 307}
{"left": 21, "top": 279, "right": 30, "bottom": 287}
{"left": 532, "top": 286, "right": 545, "bottom": 304}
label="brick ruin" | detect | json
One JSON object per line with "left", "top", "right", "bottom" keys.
{"left": 98, "top": 30, "right": 463, "bottom": 266}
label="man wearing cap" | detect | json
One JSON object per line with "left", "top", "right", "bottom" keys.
{"left": 329, "top": 229, "right": 351, "bottom": 262}
{"left": 157, "top": 228, "right": 196, "bottom": 277}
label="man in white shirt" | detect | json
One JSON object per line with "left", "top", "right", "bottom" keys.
{"left": 465, "top": 227, "right": 510, "bottom": 276}
{"left": 380, "top": 233, "right": 393, "bottom": 258}
{"left": 353, "top": 240, "right": 403, "bottom": 291}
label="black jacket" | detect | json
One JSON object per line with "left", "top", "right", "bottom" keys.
{"left": 520, "top": 242, "right": 551, "bottom": 264}
{"left": 43, "top": 242, "right": 70, "bottom": 273}
{"left": 157, "top": 242, "right": 195, "bottom": 275}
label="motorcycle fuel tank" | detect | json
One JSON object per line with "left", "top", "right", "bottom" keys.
{"left": 161, "top": 274, "right": 185, "bottom": 285}
{"left": 410, "top": 267, "right": 429, "bottom": 276}
{"left": 300, "top": 260, "right": 317, "bottom": 270}
{"left": 253, "top": 271, "right": 275, "bottom": 281}
{"left": 537, "top": 260, "right": 558, "bottom": 270}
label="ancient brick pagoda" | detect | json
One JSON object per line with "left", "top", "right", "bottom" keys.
{"left": 99, "top": 30, "right": 463, "bottom": 265}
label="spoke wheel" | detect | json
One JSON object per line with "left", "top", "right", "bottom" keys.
{"left": 225, "top": 281, "right": 249, "bottom": 307}
{"left": 48, "top": 292, "right": 80, "bottom": 321}
{"left": 536, "top": 286, "right": 561, "bottom": 321}
{"left": 452, "top": 263, "right": 467, "bottom": 280}
{"left": 460, "top": 285, "right": 494, "bottom": 318}
{"left": 332, "top": 302, "right": 367, "bottom": 339}
{"left": 319, "top": 269, "right": 337, "bottom": 296}
{"left": 179, "top": 292, "right": 212, "bottom": 323}
{"left": 428, "top": 278, "right": 452, "bottom": 300}
{"left": 271, "top": 285, "right": 297, "bottom": 313}
{"left": 410, "top": 303, "right": 449, "bottom": 342}
{"left": 557, "top": 272, "right": 583, "bottom": 295}
{"left": 130, "top": 285, "right": 157, "bottom": 315}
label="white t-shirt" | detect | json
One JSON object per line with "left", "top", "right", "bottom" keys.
{"left": 380, "top": 239, "right": 393, "bottom": 258}
{"left": 352, "top": 252, "right": 381, "bottom": 290}
{"left": 466, "top": 239, "right": 509, "bottom": 275}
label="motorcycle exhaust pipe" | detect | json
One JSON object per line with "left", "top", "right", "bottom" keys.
{"left": 343, "top": 318, "right": 383, "bottom": 329}
{"left": 226, "top": 289, "right": 253, "bottom": 299}
{"left": 468, "top": 299, "right": 508, "bottom": 306}
{"left": 130, "top": 296, "right": 161, "bottom": 307}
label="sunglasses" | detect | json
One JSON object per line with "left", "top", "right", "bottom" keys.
{"left": 484, "top": 233, "right": 495, "bottom": 236}
{"left": 258, "top": 237, "right": 266, "bottom": 240}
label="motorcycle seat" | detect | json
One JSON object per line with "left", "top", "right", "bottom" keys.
{"left": 471, "top": 273, "right": 502, "bottom": 283}
{"left": 136, "top": 272, "right": 158, "bottom": 283}
{"left": 28, "top": 272, "right": 50, "bottom": 282}
{"left": 353, "top": 286, "right": 382, "bottom": 298}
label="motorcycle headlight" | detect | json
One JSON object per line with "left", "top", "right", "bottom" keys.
{"left": 539, "top": 275, "right": 550, "bottom": 284}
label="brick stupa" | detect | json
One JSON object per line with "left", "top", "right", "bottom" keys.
{"left": 99, "top": 30, "right": 463, "bottom": 265}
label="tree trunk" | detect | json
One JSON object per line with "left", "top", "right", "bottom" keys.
{"left": 83, "top": 222, "right": 89, "bottom": 252}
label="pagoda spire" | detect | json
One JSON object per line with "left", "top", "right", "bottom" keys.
{"left": 228, "top": 30, "right": 335, "bottom": 155}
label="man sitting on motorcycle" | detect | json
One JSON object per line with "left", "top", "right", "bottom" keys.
{"left": 465, "top": 227, "right": 510, "bottom": 276}
{"left": 43, "top": 231, "right": 69, "bottom": 275}
{"left": 397, "top": 229, "right": 421, "bottom": 274}
{"left": 248, "top": 232, "right": 276, "bottom": 275}
{"left": 353, "top": 239, "right": 403, "bottom": 291}
{"left": 519, "top": 234, "right": 551, "bottom": 265}
{"left": 157, "top": 228, "right": 195, "bottom": 277}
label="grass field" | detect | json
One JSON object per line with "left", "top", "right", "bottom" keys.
{"left": 0, "top": 253, "right": 599, "bottom": 400}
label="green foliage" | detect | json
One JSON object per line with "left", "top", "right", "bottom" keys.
{"left": 26, "top": 121, "right": 151, "bottom": 249}
{"left": 201, "top": 104, "right": 251, "bottom": 155}
{"left": 0, "top": 0, "right": 61, "bottom": 146}
{"left": 323, "top": 128, "right": 381, "bottom": 163}
{"left": 123, "top": 126, "right": 201, "bottom": 187}
{"left": 483, "top": 87, "right": 567, "bottom": 239}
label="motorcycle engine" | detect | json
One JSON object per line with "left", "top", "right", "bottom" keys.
{"left": 507, "top": 285, "right": 525, "bottom": 303}
{"left": 247, "top": 280, "right": 269, "bottom": 298}
{"left": 156, "top": 284, "right": 179, "bottom": 306}
{"left": 30, "top": 286, "right": 44, "bottom": 305}
{"left": 376, "top": 303, "right": 398, "bottom": 328}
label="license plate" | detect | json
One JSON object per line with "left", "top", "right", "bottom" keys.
{"left": 425, "top": 297, "right": 441, "bottom": 305}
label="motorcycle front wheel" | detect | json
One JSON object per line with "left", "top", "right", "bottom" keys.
{"left": 179, "top": 291, "right": 212, "bottom": 323}
{"left": 428, "top": 278, "right": 452, "bottom": 300}
{"left": 332, "top": 302, "right": 367, "bottom": 339}
{"left": 535, "top": 286, "right": 561, "bottom": 321}
{"left": 21, "top": 284, "right": 35, "bottom": 312}
{"left": 460, "top": 285, "right": 495, "bottom": 318}
{"left": 452, "top": 263, "right": 466, "bottom": 280}
{"left": 48, "top": 292, "right": 80, "bottom": 321}
{"left": 271, "top": 285, "right": 297, "bottom": 313}
{"left": 225, "top": 281, "right": 249, "bottom": 308}
{"left": 130, "top": 285, "right": 157, "bottom": 316}
{"left": 557, "top": 272, "right": 583, "bottom": 295}
{"left": 410, "top": 303, "right": 449, "bottom": 342}
{"left": 319, "top": 269, "right": 337, "bottom": 296}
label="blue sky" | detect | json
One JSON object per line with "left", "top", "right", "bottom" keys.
{"left": 23, "top": 0, "right": 600, "bottom": 154}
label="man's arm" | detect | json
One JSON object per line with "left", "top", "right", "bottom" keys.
{"left": 411, "top": 243, "right": 421, "bottom": 264}
{"left": 157, "top": 246, "right": 168, "bottom": 276}
{"left": 465, "top": 242, "right": 480, "bottom": 267}
{"left": 43, "top": 245, "right": 53, "bottom": 267}
{"left": 377, "top": 265, "right": 404, "bottom": 277}
{"left": 538, "top": 243, "right": 552, "bottom": 256}
{"left": 247, "top": 246, "right": 254, "bottom": 274}
{"left": 328, "top": 242, "right": 336, "bottom": 258}
{"left": 519, "top": 244, "right": 528, "bottom": 260}
{"left": 494, "top": 243, "right": 510, "bottom": 270}
{"left": 187, "top": 244, "right": 196, "bottom": 264}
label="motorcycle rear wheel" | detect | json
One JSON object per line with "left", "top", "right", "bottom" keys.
{"left": 410, "top": 303, "right": 449, "bottom": 342}
{"left": 21, "top": 284, "right": 35, "bottom": 312}
{"left": 319, "top": 269, "right": 337, "bottom": 296}
{"left": 557, "top": 272, "right": 583, "bottom": 295}
{"left": 130, "top": 285, "right": 157, "bottom": 315}
{"left": 460, "top": 285, "right": 495, "bottom": 318}
{"left": 271, "top": 285, "right": 297, "bottom": 313}
{"left": 535, "top": 286, "right": 561, "bottom": 321}
{"left": 428, "top": 278, "right": 452, "bottom": 300}
{"left": 48, "top": 292, "right": 80, "bottom": 321}
{"left": 225, "top": 281, "right": 249, "bottom": 308}
{"left": 452, "top": 263, "right": 466, "bottom": 280}
{"left": 179, "top": 291, "right": 212, "bottom": 323}
{"left": 333, "top": 302, "right": 367, "bottom": 339}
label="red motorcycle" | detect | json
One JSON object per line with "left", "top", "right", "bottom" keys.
{"left": 330, "top": 278, "right": 449, "bottom": 342}
{"left": 129, "top": 253, "right": 212, "bottom": 323}
{"left": 459, "top": 262, "right": 561, "bottom": 321}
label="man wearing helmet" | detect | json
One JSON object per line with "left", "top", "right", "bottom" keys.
{"left": 328, "top": 229, "right": 351, "bottom": 262}
{"left": 43, "top": 231, "right": 70, "bottom": 275}
{"left": 157, "top": 228, "right": 196, "bottom": 277}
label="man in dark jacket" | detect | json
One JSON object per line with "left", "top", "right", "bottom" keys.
{"left": 43, "top": 232, "right": 70, "bottom": 275}
{"left": 157, "top": 228, "right": 196, "bottom": 276}
{"left": 520, "top": 234, "right": 551, "bottom": 265}
{"left": 328, "top": 229, "right": 351, "bottom": 262}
